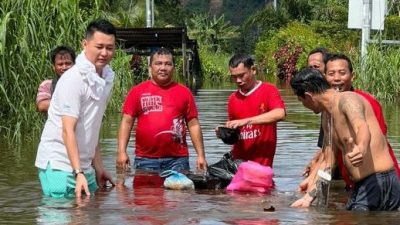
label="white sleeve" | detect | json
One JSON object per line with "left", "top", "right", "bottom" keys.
{"left": 54, "top": 71, "right": 82, "bottom": 118}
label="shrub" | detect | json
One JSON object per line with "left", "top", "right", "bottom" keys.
{"left": 384, "top": 15, "right": 400, "bottom": 41}
{"left": 198, "top": 46, "right": 230, "bottom": 87}
{"left": 255, "top": 21, "right": 333, "bottom": 79}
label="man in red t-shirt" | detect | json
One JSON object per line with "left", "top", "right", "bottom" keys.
{"left": 116, "top": 48, "right": 208, "bottom": 178}
{"left": 216, "top": 54, "right": 286, "bottom": 167}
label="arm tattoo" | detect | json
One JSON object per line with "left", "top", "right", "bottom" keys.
{"left": 338, "top": 95, "right": 366, "bottom": 124}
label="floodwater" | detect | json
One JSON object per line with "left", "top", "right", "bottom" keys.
{"left": 0, "top": 86, "right": 399, "bottom": 225}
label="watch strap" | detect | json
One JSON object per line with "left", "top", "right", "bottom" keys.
{"left": 73, "top": 169, "right": 84, "bottom": 178}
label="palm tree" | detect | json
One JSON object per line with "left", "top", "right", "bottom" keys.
{"left": 187, "top": 13, "right": 239, "bottom": 52}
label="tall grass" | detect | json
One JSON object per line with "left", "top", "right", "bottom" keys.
{"left": 353, "top": 44, "right": 400, "bottom": 102}
{"left": 0, "top": 0, "right": 106, "bottom": 140}
{"left": 108, "top": 50, "right": 146, "bottom": 112}
{"left": 198, "top": 47, "right": 231, "bottom": 88}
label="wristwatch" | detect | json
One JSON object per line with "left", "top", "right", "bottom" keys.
{"left": 72, "top": 169, "right": 84, "bottom": 178}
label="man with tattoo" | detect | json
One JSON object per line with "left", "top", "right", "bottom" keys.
{"left": 290, "top": 67, "right": 400, "bottom": 211}
{"left": 299, "top": 53, "right": 400, "bottom": 192}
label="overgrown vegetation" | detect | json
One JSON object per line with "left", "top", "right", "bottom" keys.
{"left": 1, "top": 0, "right": 399, "bottom": 141}
{"left": 353, "top": 45, "right": 400, "bottom": 102}
{"left": 254, "top": 22, "right": 334, "bottom": 80}
{"left": 0, "top": 0, "right": 90, "bottom": 139}
{"left": 0, "top": 0, "right": 137, "bottom": 139}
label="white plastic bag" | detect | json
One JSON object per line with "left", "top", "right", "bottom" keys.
{"left": 160, "top": 170, "right": 194, "bottom": 190}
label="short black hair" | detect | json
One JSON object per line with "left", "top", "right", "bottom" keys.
{"left": 149, "top": 47, "right": 174, "bottom": 64}
{"left": 291, "top": 67, "right": 330, "bottom": 98}
{"left": 325, "top": 53, "right": 353, "bottom": 73}
{"left": 85, "top": 19, "right": 116, "bottom": 39}
{"left": 228, "top": 53, "right": 254, "bottom": 69}
{"left": 50, "top": 45, "right": 76, "bottom": 65}
{"left": 307, "top": 47, "right": 330, "bottom": 64}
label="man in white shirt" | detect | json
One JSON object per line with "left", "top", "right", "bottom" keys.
{"left": 35, "top": 19, "right": 116, "bottom": 198}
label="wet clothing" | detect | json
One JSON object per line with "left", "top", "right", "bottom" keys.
{"left": 228, "top": 82, "right": 285, "bottom": 167}
{"left": 133, "top": 156, "right": 190, "bottom": 173}
{"left": 35, "top": 51, "right": 114, "bottom": 178}
{"left": 122, "top": 80, "right": 198, "bottom": 158}
{"left": 38, "top": 163, "right": 97, "bottom": 198}
{"left": 346, "top": 169, "right": 400, "bottom": 211}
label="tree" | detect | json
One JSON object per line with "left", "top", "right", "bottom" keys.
{"left": 155, "top": 0, "right": 186, "bottom": 27}
{"left": 187, "top": 13, "right": 239, "bottom": 52}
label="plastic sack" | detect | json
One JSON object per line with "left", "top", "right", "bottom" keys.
{"left": 208, "top": 152, "right": 242, "bottom": 181}
{"left": 186, "top": 173, "right": 225, "bottom": 190}
{"left": 226, "top": 161, "right": 274, "bottom": 193}
{"left": 160, "top": 170, "right": 194, "bottom": 190}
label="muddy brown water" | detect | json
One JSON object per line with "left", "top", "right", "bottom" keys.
{"left": 0, "top": 87, "right": 399, "bottom": 224}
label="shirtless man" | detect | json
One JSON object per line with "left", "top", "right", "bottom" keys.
{"left": 290, "top": 68, "right": 400, "bottom": 211}
{"left": 300, "top": 53, "right": 400, "bottom": 191}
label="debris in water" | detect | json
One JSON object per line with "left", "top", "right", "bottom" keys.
{"left": 263, "top": 205, "right": 275, "bottom": 212}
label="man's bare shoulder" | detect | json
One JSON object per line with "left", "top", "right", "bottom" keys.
{"left": 337, "top": 92, "right": 365, "bottom": 117}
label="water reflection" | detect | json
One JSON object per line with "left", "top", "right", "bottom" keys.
{"left": 0, "top": 87, "right": 399, "bottom": 224}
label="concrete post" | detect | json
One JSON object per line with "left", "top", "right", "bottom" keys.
{"left": 361, "top": 0, "right": 371, "bottom": 61}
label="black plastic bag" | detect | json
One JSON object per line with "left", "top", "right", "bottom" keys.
{"left": 217, "top": 127, "right": 240, "bottom": 145}
{"left": 208, "top": 152, "right": 241, "bottom": 180}
{"left": 186, "top": 173, "right": 224, "bottom": 189}
{"left": 187, "top": 152, "right": 242, "bottom": 189}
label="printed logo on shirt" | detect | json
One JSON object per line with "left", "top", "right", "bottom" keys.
{"left": 239, "top": 124, "right": 261, "bottom": 140}
{"left": 155, "top": 117, "right": 184, "bottom": 144}
{"left": 259, "top": 103, "right": 266, "bottom": 113}
{"left": 141, "top": 95, "right": 162, "bottom": 114}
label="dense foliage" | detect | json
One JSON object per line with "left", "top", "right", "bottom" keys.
{"left": 0, "top": 0, "right": 399, "bottom": 140}
{"left": 0, "top": 0, "right": 139, "bottom": 139}
{"left": 255, "top": 22, "right": 334, "bottom": 79}
{"left": 353, "top": 45, "right": 400, "bottom": 102}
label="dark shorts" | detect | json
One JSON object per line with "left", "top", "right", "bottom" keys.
{"left": 346, "top": 169, "right": 400, "bottom": 211}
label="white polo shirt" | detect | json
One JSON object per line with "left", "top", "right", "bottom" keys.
{"left": 35, "top": 51, "right": 114, "bottom": 173}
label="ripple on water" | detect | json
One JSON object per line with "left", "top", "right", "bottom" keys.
{"left": 0, "top": 88, "right": 399, "bottom": 224}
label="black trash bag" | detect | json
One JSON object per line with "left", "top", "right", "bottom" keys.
{"left": 208, "top": 152, "right": 241, "bottom": 180}
{"left": 187, "top": 152, "right": 242, "bottom": 190}
{"left": 218, "top": 127, "right": 240, "bottom": 145}
{"left": 186, "top": 173, "right": 223, "bottom": 190}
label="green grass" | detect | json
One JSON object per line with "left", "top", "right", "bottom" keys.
{"left": 353, "top": 45, "right": 400, "bottom": 102}
{"left": 0, "top": 0, "right": 103, "bottom": 140}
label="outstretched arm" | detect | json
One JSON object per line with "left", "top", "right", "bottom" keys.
{"left": 302, "top": 148, "right": 323, "bottom": 177}
{"left": 292, "top": 145, "right": 335, "bottom": 208}
{"left": 188, "top": 118, "right": 208, "bottom": 171}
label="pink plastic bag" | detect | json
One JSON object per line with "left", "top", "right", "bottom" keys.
{"left": 226, "top": 161, "right": 274, "bottom": 193}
